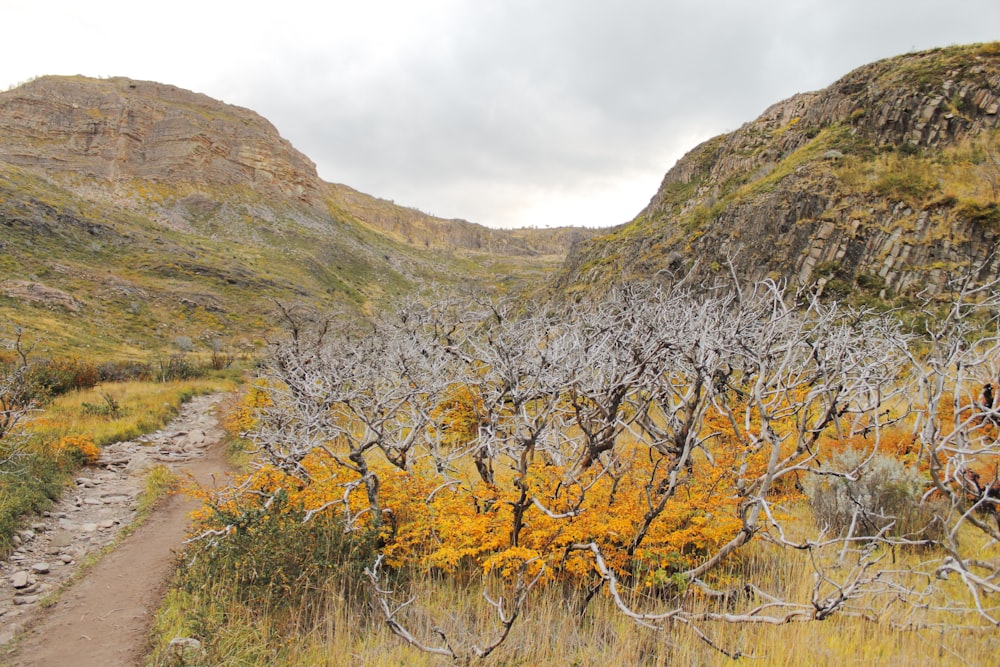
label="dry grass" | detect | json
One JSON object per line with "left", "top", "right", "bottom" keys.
{"left": 1, "top": 376, "right": 238, "bottom": 557}
{"left": 147, "top": 516, "right": 1000, "bottom": 666}
{"left": 146, "top": 387, "right": 1000, "bottom": 665}
{"left": 25, "top": 378, "right": 236, "bottom": 447}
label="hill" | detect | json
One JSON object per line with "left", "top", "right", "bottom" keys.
{"left": 0, "top": 75, "right": 593, "bottom": 357}
{"left": 555, "top": 42, "right": 1000, "bottom": 299}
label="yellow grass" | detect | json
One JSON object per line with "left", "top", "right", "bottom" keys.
{"left": 146, "top": 514, "right": 1000, "bottom": 666}
{"left": 25, "top": 378, "right": 236, "bottom": 448}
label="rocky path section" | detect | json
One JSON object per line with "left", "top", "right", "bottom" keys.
{"left": 0, "top": 393, "right": 231, "bottom": 667}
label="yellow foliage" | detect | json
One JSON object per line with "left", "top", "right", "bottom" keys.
{"left": 191, "top": 376, "right": 879, "bottom": 593}
{"left": 190, "top": 386, "right": 807, "bottom": 594}
{"left": 429, "top": 384, "right": 484, "bottom": 448}
{"left": 222, "top": 380, "right": 273, "bottom": 436}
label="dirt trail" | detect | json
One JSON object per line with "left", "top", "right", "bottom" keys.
{"left": 0, "top": 393, "right": 233, "bottom": 667}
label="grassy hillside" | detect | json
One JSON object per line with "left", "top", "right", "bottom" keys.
{"left": 0, "top": 75, "right": 582, "bottom": 360}
{"left": 0, "top": 163, "right": 565, "bottom": 359}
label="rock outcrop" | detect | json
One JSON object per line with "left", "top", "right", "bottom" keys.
{"left": 1, "top": 280, "right": 84, "bottom": 311}
{"left": 0, "top": 76, "right": 324, "bottom": 206}
{"left": 556, "top": 42, "right": 1000, "bottom": 296}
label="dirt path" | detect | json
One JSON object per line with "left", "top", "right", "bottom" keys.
{"left": 0, "top": 393, "right": 233, "bottom": 667}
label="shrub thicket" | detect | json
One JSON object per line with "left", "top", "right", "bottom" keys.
{"left": 1, "top": 352, "right": 218, "bottom": 407}
{"left": 178, "top": 490, "right": 379, "bottom": 631}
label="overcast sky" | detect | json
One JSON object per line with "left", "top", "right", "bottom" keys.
{"left": 2, "top": 1, "right": 999, "bottom": 228}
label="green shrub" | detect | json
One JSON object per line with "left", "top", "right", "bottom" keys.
{"left": 821, "top": 279, "right": 852, "bottom": 301}
{"left": 81, "top": 391, "right": 124, "bottom": 418}
{"left": 855, "top": 273, "right": 887, "bottom": 293}
{"left": 179, "top": 491, "right": 378, "bottom": 618}
{"left": 0, "top": 452, "right": 67, "bottom": 555}
{"left": 804, "top": 449, "right": 943, "bottom": 543}
{"left": 149, "top": 479, "right": 383, "bottom": 664}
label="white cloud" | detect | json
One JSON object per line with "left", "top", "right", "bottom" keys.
{"left": 3, "top": 0, "right": 999, "bottom": 228}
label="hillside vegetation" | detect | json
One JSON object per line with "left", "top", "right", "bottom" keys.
{"left": 0, "top": 76, "right": 591, "bottom": 359}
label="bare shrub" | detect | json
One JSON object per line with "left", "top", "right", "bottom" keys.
{"left": 188, "top": 269, "right": 1000, "bottom": 659}
{"left": 208, "top": 339, "right": 234, "bottom": 371}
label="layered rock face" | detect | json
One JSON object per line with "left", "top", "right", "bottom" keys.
{"left": 0, "top": 76, "right": 323, "bottom": 205}
{"left": 0, "top": 75, "right": 587, "bottom": 258}
{"left": 557, "top": 43, "right": 1000, "bottom": 296}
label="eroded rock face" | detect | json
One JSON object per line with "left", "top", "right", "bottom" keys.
{"left": 0, "top": 76, "right": 323, "bottom": 206}
{"left": 0, "top": 76, "right": 590, "bottom": 259}
{"left": 556, "top": 43, "right": 1000, "bottom": 295}
{"left": 0, "top": 280, "right": 84, "bottom": 311}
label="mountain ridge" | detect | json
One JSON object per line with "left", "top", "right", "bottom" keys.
{"left": 0, "top": 75, "right": 592, "bottom": 258}
{"left": 555, "top": 42, "right": 1000, "bottom": 298}
{"left": 6, "top": 42, "right": 1000, "bottom": 360}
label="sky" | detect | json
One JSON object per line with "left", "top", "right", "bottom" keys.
{"left": 2, "top": 1, "right": 999, "bottom": 229}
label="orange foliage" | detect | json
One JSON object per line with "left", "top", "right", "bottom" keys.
{"left": 198, "top": 371, "right": 903, "bottom": 593}
{"left": 195, "top": 386, "right": 809, "bottom": 590}
{"left": 55, "top": 434, "right": 100, "bottom": 465}
{"left": 374, "top": 426, "right": 774, "bottom": 584}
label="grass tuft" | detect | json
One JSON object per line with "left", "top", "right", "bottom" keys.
{"left": 136, "top": 465, "right": 179, "bottom": 518}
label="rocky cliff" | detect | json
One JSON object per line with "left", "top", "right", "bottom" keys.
{"left": 0, "top": 76, "right": 324, "bottom": 205}
{"left": 326, "top": 182, "right": 595, "bottom": 257}
{"left": 555, "top": 43, "right": 1000, "bottom": 297}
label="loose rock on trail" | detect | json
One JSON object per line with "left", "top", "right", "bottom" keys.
{"left": 0, "top": 393, "right": 233, "bottom": 667}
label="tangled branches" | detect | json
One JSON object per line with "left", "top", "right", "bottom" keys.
{"left": 216, "top": 276, "right": 1000, "bottom": 658}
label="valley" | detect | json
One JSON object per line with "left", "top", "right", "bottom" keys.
{"left": 1, "top": 42, "right": 1000, "bottom": 666}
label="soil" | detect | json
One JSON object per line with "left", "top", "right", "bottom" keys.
{"left": 0, "top": 393, "right": 233, "bottom": 667}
